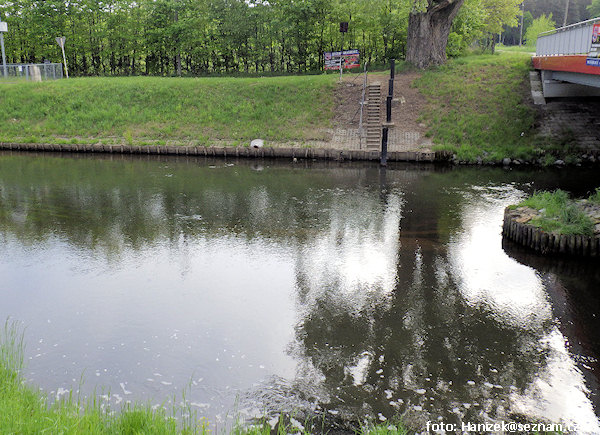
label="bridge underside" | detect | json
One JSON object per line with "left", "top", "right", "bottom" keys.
{"left": 533, "top": 55, "right": 600, "bottom": 98}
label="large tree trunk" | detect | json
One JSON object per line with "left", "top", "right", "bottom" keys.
{"left": 406, "top": 0, "right": 465, "bottom": 69}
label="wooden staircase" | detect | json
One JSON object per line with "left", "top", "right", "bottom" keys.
{"left": 364, "top": 83, "right": 381, "bottom": 150}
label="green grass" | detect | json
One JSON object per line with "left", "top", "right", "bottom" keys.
{"left": 0, "top": 320, "right": 207, "bottom": 434}
{"left": 415, "top": 52, "right": 540, "bottom": 163}
{"left": 496, "top": 44, "right": 536, "bottom": 54}
{"left": 1, "top": 320, "right": 408, "bottom": 434}
{"left": 588, "top": 188, "right": 600, "bottom": 205}
{"left": 517, "top": 190, "right": 594, "bottom": 236}
{"left": 0, "top": 75, "right": 336, "bottom": 146}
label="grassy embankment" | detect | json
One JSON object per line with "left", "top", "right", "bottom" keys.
{"left": 1, "top": 52, "right": 561, "bottom": 164}
{"left": 0, "top": 75, "right": 335, "bottom": 147}
{"left": 0, "top": 322, "right": 407, "bottom": 434}
{"left": 513, "top": 189, "right": 600, "bottom": 235}
{"left": 415, "top": 52, "right": 575, "bottom": 164}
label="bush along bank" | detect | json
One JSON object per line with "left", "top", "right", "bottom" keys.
{"left": 503, "top": 190, "right": 600, "bottom": 256}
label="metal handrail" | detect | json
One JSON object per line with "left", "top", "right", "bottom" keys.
{"left": 538, "top": 17, "right": 600, "bottom": 38}
{"left": 358, "top": 62, "right": 368, "bottom": 149}
{"left": 535, "top": 17, "right": 600, "bottom": 56}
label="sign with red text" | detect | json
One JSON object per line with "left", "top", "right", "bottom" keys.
{"left": 324, "top": 49, "right": 360, "bottom": 70}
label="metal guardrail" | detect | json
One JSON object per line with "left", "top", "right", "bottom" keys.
{"left": 0, "top": 63, "right": 63, "bottom": 81}
{"left": 536, "top": 17, "right": 600, "bottom": 56}
{"left": 358, "top": 62, "right": 368, "bottom": 148}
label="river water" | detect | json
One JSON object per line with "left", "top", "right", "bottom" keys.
{"left": 0, "top": 152, "right": 599, "bottom": 432}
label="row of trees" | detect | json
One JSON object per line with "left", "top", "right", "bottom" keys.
{"left": 502, "top": 0, "right": 594, "bottom": 46}
{"left": 0, "top": 0, "right": 523, "bottom": 76}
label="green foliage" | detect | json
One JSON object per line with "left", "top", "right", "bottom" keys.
{"left": 519, "top": 190, "right": 595, "bottom": 236}
{"left": 479, "top": 0, "right": 522, "bottom": 34}
{"left": 589, "top": 0, "right": 600, "bottom": 18}
{"left": 588, "top": 188, "right": 600, "bottom": 204}
{"left": 448, "top": 0, "right": 488, "bottom": 57}
{"left": 0, "top": 0, "right": 410, "bottom": 75}
{"left": 0, "top": 75, "right": 335, "bottom": 144}
{"left": 415, "top": 52, "right": 536, "bottom": 163}
{"left": 524, "top": 14, "right": 556, "bottom": 46}
{"left": 448, "top": 0, "right": 523, "bottom": 55}
{"left": 359, "top": 421, "right": 409, "bottom": 435}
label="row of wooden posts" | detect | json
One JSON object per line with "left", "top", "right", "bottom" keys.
{"left": 380, "top": 58, "right": 395, "bottom": 167}
{"left": 503, "top": 208, "right": 600, "bottom": 257}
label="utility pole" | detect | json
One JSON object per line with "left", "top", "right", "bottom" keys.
{"left": 519, "top": 2, "right": 525, "bottom": 47}
{"left": 563, "top": 0, "right": 570, "bottom": 27}
{"left": 339, "top": 21, "right": 348, "bottom": 82}
{"left": 0, "top": 19, "right": 7, "bottom": 78}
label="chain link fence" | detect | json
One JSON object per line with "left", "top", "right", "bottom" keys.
{"left": 0, "top": 63, "right": 63, "bottom": 81}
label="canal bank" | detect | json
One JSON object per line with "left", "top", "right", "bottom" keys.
{"left": 0, "top": 141, "right": 441, "bottom": 162}
{"left": 2, "top": 53, "right": 600, "bottom": 166}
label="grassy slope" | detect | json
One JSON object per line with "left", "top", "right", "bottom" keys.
{"left": 415, "top": 52, "right": 539, "bottom": 163}
{"left": 0, "top": 75, "right": 335, "bottom": 146}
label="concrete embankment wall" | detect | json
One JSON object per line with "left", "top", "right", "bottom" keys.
{"left": 0, "top": 142, "right": 449, "bottom": 163}
{"left": 503, "top": 208, "right": 600, "bottom": 257}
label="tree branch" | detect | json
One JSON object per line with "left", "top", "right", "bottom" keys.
{"left": 429, "top": 0, "right": 460, "bottom": 14}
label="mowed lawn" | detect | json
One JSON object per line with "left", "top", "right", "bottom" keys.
{"left": 0, "top": 75, "right": 336, "bottom": 146}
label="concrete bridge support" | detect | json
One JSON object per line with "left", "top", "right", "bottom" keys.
{"left": 540, "top": 70, "right": 600, "bottom": 98}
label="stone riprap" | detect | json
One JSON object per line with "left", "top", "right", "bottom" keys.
{"left": 503, "top": 204, "right": 600, "bottom": 257}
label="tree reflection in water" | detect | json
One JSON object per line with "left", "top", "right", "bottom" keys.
{"left": 0, "top": 152, "right": 598, "bottom": 431}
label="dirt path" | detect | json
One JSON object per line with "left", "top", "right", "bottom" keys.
{"left": 328, "top": 70, "right": 432, "bottom": 152}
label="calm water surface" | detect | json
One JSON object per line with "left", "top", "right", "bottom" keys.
{"left": 0, "top": 152, "right": 599, "bottom": 432}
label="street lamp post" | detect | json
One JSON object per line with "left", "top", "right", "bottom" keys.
{"left": 56, "top": 36, "right": 69, "bottom": 78}
{"left": 0, "top": 20, "right": 8, "bottom": 78}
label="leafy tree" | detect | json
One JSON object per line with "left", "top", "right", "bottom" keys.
{"left": 524, "top": 13, "right": 556, "bottom": 46}
{"left": 447, "top": 0, "right": 487, "bottom": 56}
{"left": 588, "top": 0, "right": 600, "bottom": 18}
{"left": 480, "top": 0, "right": 522, "bottom": 51}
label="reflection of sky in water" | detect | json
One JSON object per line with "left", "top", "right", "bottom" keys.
{"left": 448, "top": 185, "right": 600, "bottom": 433}
{"left": 0, "top": 236, "right": 300, "bottom": 423}
{"left": 0, "top": 156, "right": 599, "bottom": 430}
{"left": 512, "top": 328, "right": 599, "bottom": 433}
{"left": 297, "top": 191, "right": 402, "bottom": 311}
{"left": 449, "top": 186, "right": 552, "bottom": 329}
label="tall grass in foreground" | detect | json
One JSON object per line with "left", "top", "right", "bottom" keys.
{"left": 0, "top": 320, "right": 408, "bottom": 434}
{"left": 0, "top": 320, "right": 205, "bottom": 434}
{"left": 517, "top": 190, "right": 595, "bottom": 236}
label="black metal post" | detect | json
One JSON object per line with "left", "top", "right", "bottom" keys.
{"left": 390, "top": 58, "right": 395, "bottom": 80}
{"left": 388, "top": 78, "right": 394, "bottom": 97}
{"left": 386, "top": 96, "right": 392, "bottom": 123}
{"left": 381, "top": 127, "right": 388, "bottom": 166}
